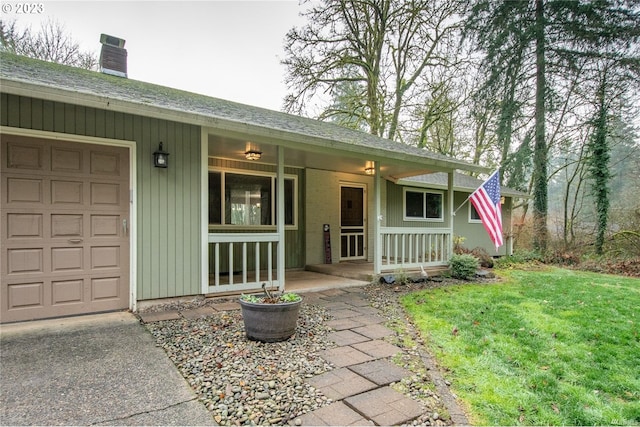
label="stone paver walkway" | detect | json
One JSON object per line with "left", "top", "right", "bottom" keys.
{"left": 298, "top": 287, "right": 424, "bottom": 426}
{"left": 138, "top": 287, "right": 467, "bottom": 426}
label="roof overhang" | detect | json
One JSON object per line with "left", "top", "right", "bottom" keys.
{"left": 396, "top": 175, "right": 530, "bottom": 198}
{"left": 0, "top": 75, "right": 490, "bottom": 179}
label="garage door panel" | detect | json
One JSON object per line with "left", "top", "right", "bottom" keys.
{"left": 91, "top": 215, "right": 119, "bottom": 237}
{"left": 92, "top": 277, "right": 121, "bottom": 300}
{"left": 90, "top": 151, "right": 121, "bottom": 175}
{"left": 7, "top": 282, "right": 45, "bottom": 309}
{"left": 7, "top": 248, "right": 43, "bottom": 274}
{"left": 52, "top": 279, "right": 84, "bottom": 305}
{"left": 51, "top": 146, "right": 83, "bottom": 173}
{"left": 1, "top": 136, "right": 129, "bottom": 323}
{"left": 91, "top": 246, "right": 120, "bottom": 269}
{"left": 51, "top": 180, "right": 84, "bottom": 205}
{"left": 7, "top": 213, "right": 43, "bottom": 238}
{"left": 51, "top": 214, "right": 83, "bottom": 237}
{"left": 51, "top": 247, "right": 84, "bottom": 272}
{"left": 90, "top": 182, "right": 121, "bottom": 206}
{"left": 6, "top": 177, "right": 43, "bottom": 203}
{"left": 6, "top": 141, "right": 45, "bottom": 170}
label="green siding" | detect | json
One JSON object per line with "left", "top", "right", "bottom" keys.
{"left": 385, "top": 180, "right": 451, "bottom": 228}
{"left": 452, "top": 192, "right": 510, "bottom": 256}
{"left": 1, "top": 93, "right": 202, "bottom": 300}
{"left": 383, "top": 180, "right": 511, "bottom": 255}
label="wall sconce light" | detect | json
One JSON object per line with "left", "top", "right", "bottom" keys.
{"left": 153, "top": 142, "right": 169, "bottom": 168}
{"left": 364, "top": 161, "right": 375, "bottom": 175}
{"left": 245, "top": 149, "right": 262, "bottom": 161}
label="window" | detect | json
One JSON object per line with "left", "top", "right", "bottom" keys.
{"left": 209, "top": 170, "right": 297, "bottom": 227}
{"left": 403, "top": 189, "right": 443, "bottom": 221}
{"left": 469, "top": 203, "right": 482, "bottom": 222}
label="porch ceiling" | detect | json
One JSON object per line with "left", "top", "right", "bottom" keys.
{"left": 209, "top": 133, "right": 447, "bottom": 179}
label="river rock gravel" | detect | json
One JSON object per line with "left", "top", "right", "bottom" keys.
{"left": 142, "top": 283, "right": 458, "bottom": 426}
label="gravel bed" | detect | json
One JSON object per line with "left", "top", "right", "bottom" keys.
{"left": 142, "top": 283, "right": 459, "bottom": 426}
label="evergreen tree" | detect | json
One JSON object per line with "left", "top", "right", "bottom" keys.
{"left": 465, "top": 0, "right": 640, "bottom": 252}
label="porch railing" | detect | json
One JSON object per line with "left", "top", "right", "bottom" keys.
{"left": 380, "top": 227, "right": 451, "bottom": 271}
{"left": 208, "top": 233, "right": 281, "bottom": 293}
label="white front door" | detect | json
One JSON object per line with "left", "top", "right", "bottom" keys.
{"left": 340, "top": 184, "right": 366, "bottom": 260}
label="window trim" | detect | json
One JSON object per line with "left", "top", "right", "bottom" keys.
{"left": 208, "top": 167, "right": 298, "bottom": 230}
{"left": 402, "top": 188, "right": 444, "bottom": 222}
{"left": 469, "top": 203, "right": 482, "bottom": 223}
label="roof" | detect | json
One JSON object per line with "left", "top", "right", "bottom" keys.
{"left": 0, "top": 52, "right": 489, "bottom": 176}
{"left": 398, "top": 172, "right": 529, "bottom": 198}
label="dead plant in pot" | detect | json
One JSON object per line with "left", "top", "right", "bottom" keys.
{"left": 239, "top": 284, "right": 302, "bottom": 342}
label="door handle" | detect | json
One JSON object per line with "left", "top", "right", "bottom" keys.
{"left": 123, "top": 219, "right": 128, "bottom": 235}
{"left": 68, "top": 238, "right": 83, "bottom": 244}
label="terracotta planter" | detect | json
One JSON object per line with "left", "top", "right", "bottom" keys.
{"left": 239, "top": 298, "right": 302, "bottom": 342}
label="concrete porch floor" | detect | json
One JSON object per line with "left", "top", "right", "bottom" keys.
{"left": 285, "top": 269, "right": 369, "bottom": 294}
{"left": 207, "top": 262, "right": 448, "bottom": 297}
{"left": 288, "top": 262, "right": 448, "bottom": 294}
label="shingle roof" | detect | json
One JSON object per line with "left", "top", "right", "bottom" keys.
{"left": 0, "top": 52, "right": 488, "bottom": 174}
{"left": 401, "top": 172, "right": 529, "bottom": 198}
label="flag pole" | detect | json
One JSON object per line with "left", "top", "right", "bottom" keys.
{"left": 452, "top": 194, "right": 471, "bottom": 216}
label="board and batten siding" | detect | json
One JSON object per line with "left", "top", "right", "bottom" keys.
{"left": 1, "top": 93, "right": 202, "bottom": 300}
{"left": 385, "top": 180, "right": 452, "bottom": 228}
{"left": 452, "top": 191, "right": 511, "bottom": 256}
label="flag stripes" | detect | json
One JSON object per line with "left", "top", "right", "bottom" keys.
{"left": 469, "top": 170, "right": 503, "bottom": 250}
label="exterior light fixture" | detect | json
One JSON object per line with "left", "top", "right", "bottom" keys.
{"left": 153, "top": 142, "right": 169, "bottom": 168}
{"left": 365, "top": 161, "right": 375, "bottom": 175}
{"left": 245, "top": 149, "right": 262, "bottom": 161}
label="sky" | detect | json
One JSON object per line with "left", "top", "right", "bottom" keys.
{"left": 3, "top": 1, "right": 308, "bottom": 111}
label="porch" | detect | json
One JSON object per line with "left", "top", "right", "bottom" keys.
{"left": 207, "top": 228, "right": 452, "bottom": 295}
{"left": 206, "top": 263, "right": 450, "bottom": 297}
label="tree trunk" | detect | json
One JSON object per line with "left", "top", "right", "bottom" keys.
{"left": 532, "top": 0, "right": 548, "bottom": 253}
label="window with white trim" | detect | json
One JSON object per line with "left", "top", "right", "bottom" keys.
{"left": 469, "top": 203, "right": 482, "bottom": 222}
{"left": 209, "top": 170, "right": 297, "bottom": 228}
{"left": 403, "top": 188, "right": 443, "bottom": 221}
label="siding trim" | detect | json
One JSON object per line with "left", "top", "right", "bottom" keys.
{"left": 0, "top": 125, "right": 139, "bottom": 311}
{"left": 200, "top": 128, "right": 208, "bottom": 295}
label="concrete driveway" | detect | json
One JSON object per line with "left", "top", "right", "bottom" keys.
{"left": 0, "top": 312, "right": 215, "bottom": 426}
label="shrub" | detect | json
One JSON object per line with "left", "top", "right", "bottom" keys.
{"left": 471, "top": 247, "right": 494, "bottom": 268}
{"left": 494, "top": 250, "right": 543, "bottom": 268}
{"left": 449, "top": 254, "right": 480, "bottom": 280}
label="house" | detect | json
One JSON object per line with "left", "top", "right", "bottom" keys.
{"left": 1, "top": 38, "right": 496, "bottom": 323}
{"left": 400, "top": 172, "right": 528, "bottom": 256}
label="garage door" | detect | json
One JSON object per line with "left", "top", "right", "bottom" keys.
{"left": 1, "top": 135, "right": 130, "bottom": 323}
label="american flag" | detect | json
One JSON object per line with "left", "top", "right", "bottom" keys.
{"left": 470, "top": 170, "right": 503, "bottom": 251}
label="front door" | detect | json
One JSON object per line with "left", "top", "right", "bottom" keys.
{"left": 1, "top": 135, "right": 130, "bottom": 323}
{"left": 340, "top": 185, "right": 366, "bottom": 260}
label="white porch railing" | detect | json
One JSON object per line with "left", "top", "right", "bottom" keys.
{"left": 208, "top": 233, "right": 281, "bottom": 293}
{"left": 380, "top": 227, "right": 451, "bottom": 271}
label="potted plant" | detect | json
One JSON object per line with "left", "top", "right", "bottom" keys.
{"left": 239, "top": 284, "right": 303, "bottom": 342}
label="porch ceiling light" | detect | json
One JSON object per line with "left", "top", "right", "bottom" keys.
{"left": 365, "top": 166, "right": 375, "bottom": 175}
{"left": 153, "top": 142, "right": 169, "bottom": 168}
{"left": 245, "top": 149, "right": 262, "bottom": 161}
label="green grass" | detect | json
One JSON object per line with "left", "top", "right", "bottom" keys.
{"left": 401, "top": 267, "right": 640, "bottom": 425}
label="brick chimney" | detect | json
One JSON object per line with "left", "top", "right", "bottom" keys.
{"left": 99, "top": 34, "right": 127, "bottom": 78}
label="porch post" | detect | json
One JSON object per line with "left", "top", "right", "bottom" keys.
{"left": 277, "top": 145, "right": 286, "bottom": 291}
{"left": 373, "top": 161, "right": 381, "bottom": 274}
{"left": 200, "top": 127, "right": 209, "bottom": 295}
{"left": 448, "top": 171, "right": 454, "bottom": 259}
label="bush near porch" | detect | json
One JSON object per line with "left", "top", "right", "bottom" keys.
{"left": 401, "top": 267, "right": 640, "bottom": 426}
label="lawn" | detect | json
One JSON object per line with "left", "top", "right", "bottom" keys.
{"left": 400, "top": 267, "right": 640, "bottom": 426}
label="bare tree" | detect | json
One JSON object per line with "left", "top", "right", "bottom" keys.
{"left": 282, "top": 0, "right": 466, "bottom": 143}
{"left": 1, "top": 19, "right": 97, "bottom": 70}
